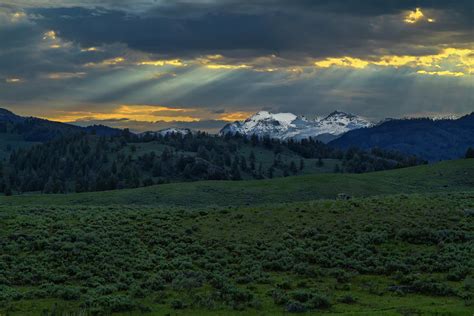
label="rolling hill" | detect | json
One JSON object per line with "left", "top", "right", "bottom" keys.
{"left": 0, "top": 159, "right": 473, "bottom": 315}
{"left": 2, "top": 159, "right": 472, "bottom": 207}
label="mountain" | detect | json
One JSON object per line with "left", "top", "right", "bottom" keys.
{"left": 220, "top": 110, "right": 372, "bottom": 142}
{"left": 0, "top": 108, "right": 122, "bottom": 142}
{"left": 330, "top": 113, "right": 474, "bottom": 161}
{"left": 140, "top": 127, "right": 193, "bottom": 137}
{"left": 0, "top": 108, "right": 24, "bottom": 123}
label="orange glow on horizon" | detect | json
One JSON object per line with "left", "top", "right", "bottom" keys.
{"left": 219, "top": 111, "right": 254, "bottom": 121}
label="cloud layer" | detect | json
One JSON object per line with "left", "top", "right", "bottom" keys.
{"left": 1, "top": 0, "right": 472, "bottom": 132}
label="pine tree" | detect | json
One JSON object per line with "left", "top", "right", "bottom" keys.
{"left": 240, "top": 156, "right": 248, "bottom": 171}
{"left": 249, "top": 151, "right": 256, "bottom": 170}
{"left": 231, "top": 159, "right": 241, "bottom": 180}
{"left": 290, "top": 161, "right": 298, "bottom": 174}
{"left": 4, "top": 184, "right": 12, "bottom": 196}
{"left": 267, "top": 167, "right": 274, "bottom": 179}
{"left": 197, "top": 145, "right": 210, "bottom": 161}
{"left": 317, "top": 157, "right": 324, "bottom": 167}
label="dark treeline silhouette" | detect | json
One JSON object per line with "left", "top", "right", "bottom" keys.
{"left": 1, "top": 131, "right": 424, "bottom": 194}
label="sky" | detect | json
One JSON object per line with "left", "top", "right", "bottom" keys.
{"left": 0, "top": 0, "right": 472, "bottom": 132}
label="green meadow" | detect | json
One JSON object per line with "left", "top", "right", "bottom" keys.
{"left": 0, "top": 160, "right": 473, "bottom": 315}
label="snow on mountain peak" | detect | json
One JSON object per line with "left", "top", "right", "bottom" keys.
{"left": 247, "top": 111, "right": 297, "bottom": 125}
{"left": 140, "top": 127, "right": 192, "bottom": 137}
{"left": 220, "top": 110, "right": 372, "bottom": 142}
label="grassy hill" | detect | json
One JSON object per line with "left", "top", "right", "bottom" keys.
{"left": 1, "top": 159, "right": 472, "bottom": 315}
{"left": 2, "top": 159, "right": 472, "bottom": 207}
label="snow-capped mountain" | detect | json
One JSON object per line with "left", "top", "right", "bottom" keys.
{"left": 140, "top": 128, "right": 193, "bottom": 137}
{"left": 220, "top": 110, "right": 372, "bottom": 141}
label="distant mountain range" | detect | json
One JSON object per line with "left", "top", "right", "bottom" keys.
{"left": 330, "top": 113, "right": 474, "bottom": 161}
{"left": 220, "top": 111, "right": 373, "bottom": 142}
{"left": 139, "top": 127, "right": 193, "bottom": 137}
{"left": 1, "top": 107, "right": 472, "bottom": 162}
{"left": 0, "top": 108, "right": 121, "bottom": 142}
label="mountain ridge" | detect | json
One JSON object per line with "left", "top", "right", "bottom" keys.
{"left": 0, "top": 107, "right": 122, "bottom": 141}
{"left": 220, "top": 110, "right": 373, "bottom": 142}
{"left": 330, "top": 112, "right": 474, "bottom": 161}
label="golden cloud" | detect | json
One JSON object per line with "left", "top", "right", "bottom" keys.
{"left": 219, "top": 112, "right": 255, "bottom": 122}
{"left": 38, "top": 104, "right": 257, "bottom": 125}
{"left": 416, "top": 70, "right": 465, "bottom": 77}
{"left": 314, "top": 57, "right": 369, "bottom": 69}
{"left": 43, "top": 72, "right": 87, "bottom": 80}
{"left": 313, "top": 48, "right": 473, "bottom": 76}
{"left": 404, "top": 8, "right": 425, "bottom": 24}
{"left": 205, "top": 64, "right": 251, "bottom": 70}
{"left": 81, "top": 47, "right": 101, "bottom": 52}
{"left": 84, "top": 57, "right": 126, "bottom": 68}
{"left": 404, "top": 8, "right": 435, "bottom": 24}
{"left": 43, "top": 30, "right": 57, "bottom": 40}
{"left": 44, "top": 105, "right": 199, "bottom": 123}
{"left": 138, "top": 59, "right": 186, "bottom": 67}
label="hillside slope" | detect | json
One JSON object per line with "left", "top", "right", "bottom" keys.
{"left": 0, "top": 107, "right": 121, "bottom": 142}
{"left": 2, "top": 159, "right": 472, "bottom": 207}
{"left": 330, "top": 113, "right": 474, "bottom": 161}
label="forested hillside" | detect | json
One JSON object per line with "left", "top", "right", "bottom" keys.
{"left": 330, "top": 113, "right": 474, "bottom": 161}
{"left": 0, "top": 108, "right": 120, "bottom": 142}
{"left": 1, "top": 132, "right": 424, "bottom": 194}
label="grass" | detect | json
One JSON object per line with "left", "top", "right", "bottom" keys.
{"left": 1, "top": 159, "right": 472, "bottom": 207}
{"left": 0, "top": 159, "right": 473, "bottom": 315}
{"left": 0, "top": 190, "right": 473, "bottom": 315}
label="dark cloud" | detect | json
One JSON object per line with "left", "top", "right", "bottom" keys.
{"left": 0, "top": 1, "right": 472, "bottom": 128}
{"left": 29, "top": 1, "right": 472, "bottom": 60}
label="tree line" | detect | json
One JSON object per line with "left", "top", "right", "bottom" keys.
{"left": 0, "top": 131, "right": 425, "bottom": 195}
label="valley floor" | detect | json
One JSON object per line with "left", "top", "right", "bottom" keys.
{"left": 1, "top": 187, "right": 473, "bottom": 315}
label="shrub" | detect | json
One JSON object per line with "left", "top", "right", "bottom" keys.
{"left": 339, "top": 295, "right": 357, "bottom": 304}
{"left": 411, "top": 279, "right": 455, "bottom": 296}
{"left": 171, "top": 299, "right": 186, "bottom": 309}
{"left": 271, "top": 289, "right": 289, "bottom": 306}
{"left": 308, "top": 293, "right": 331, "bottom": 309}
{"left": 82, "top": 295, "right": 138, "bottom": 313}
{"left": 57, "top": 286, "right": 81, "bottom": 300}
{"left": 129, "top": 284, "right": 147, "bottom": 298}
{"left": 447, "top": 266, "right": 468, "bottom": 281}
{"left": 285, "top": 300, "right": 308, "bottom": 313}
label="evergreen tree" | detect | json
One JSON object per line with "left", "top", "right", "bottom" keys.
{"left": 249, "top": 151, "right": 256, "bottom": 170}
{"left": 267, "top": 167, "right": 274, "bottom": 179}
{"left": 197, "top": 145, "right": 210, "bottom": 161}
{"left": 290, "top": 161, "right": 298, "bottom": 174}
{"left": 240, "top": 156, "right": 248, "bottom": 172}
{"left": 231, "top": 159, "right": 241, "bottom": 180}
{"left": 317, "top": 157, "right": 324, "bottom": 167}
